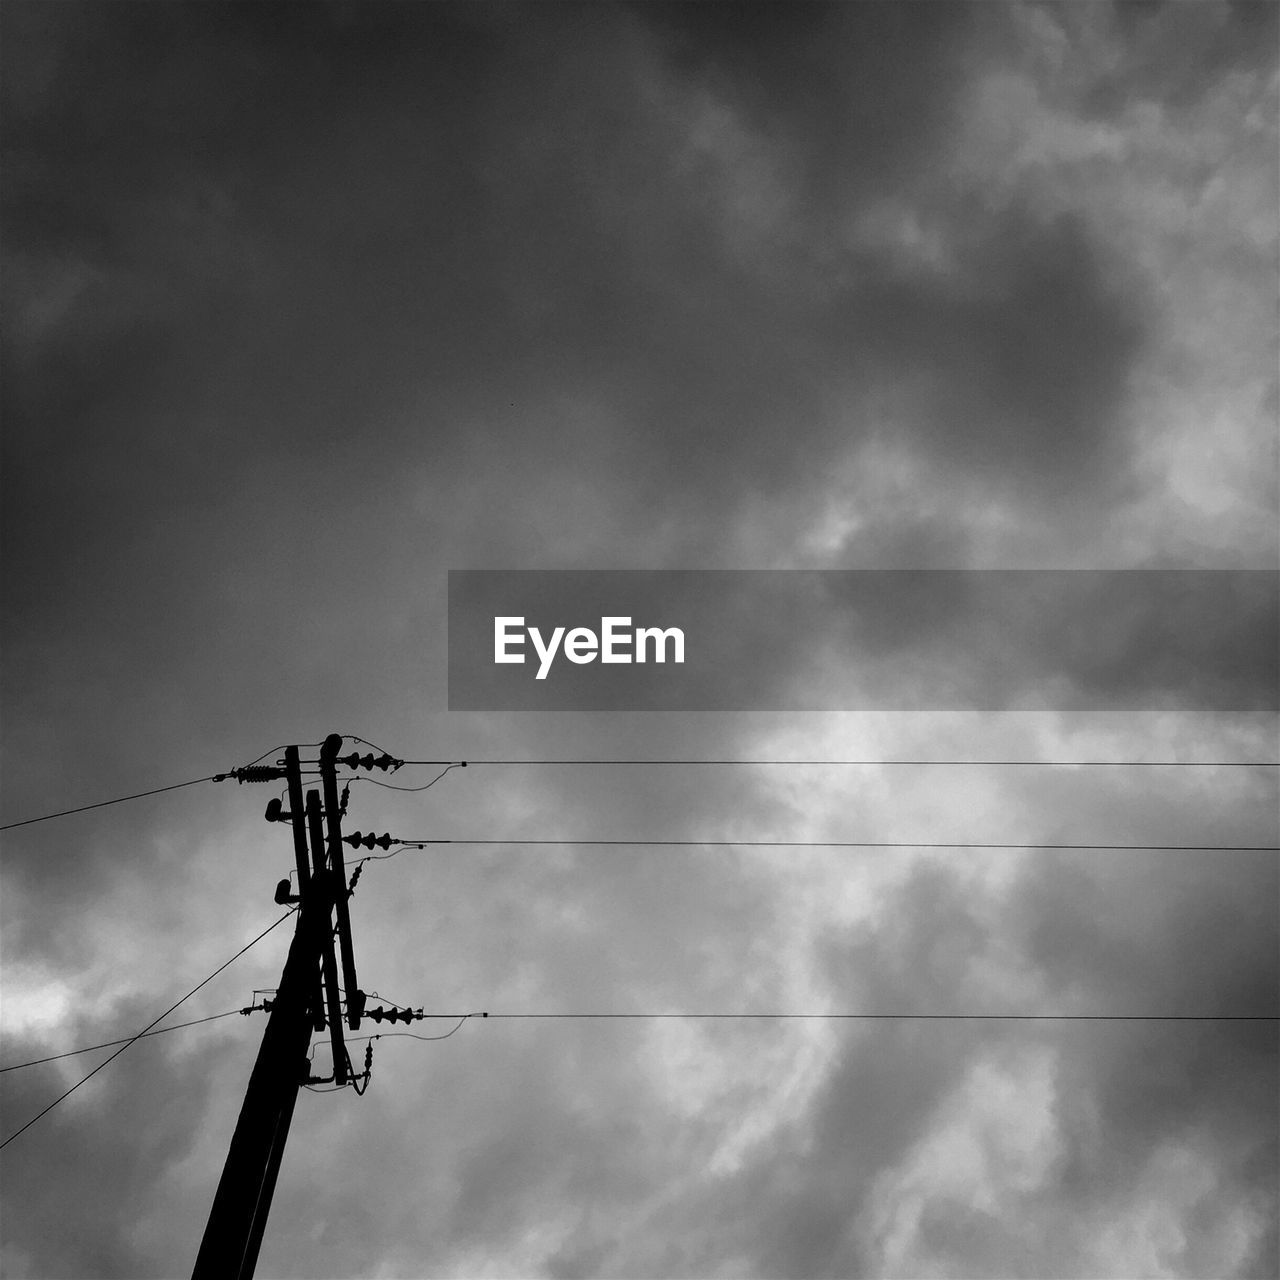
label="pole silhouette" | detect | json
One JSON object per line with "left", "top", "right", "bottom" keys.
{"left": 193, "top": 736, "right": 364, "bottom": 1279}
{"left": 191, "top": 868, "right": 337, "bottom": 1279}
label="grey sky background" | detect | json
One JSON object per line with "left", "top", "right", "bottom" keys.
{"left": 0, "top": 3, "right": 1276, "bottom": 1278}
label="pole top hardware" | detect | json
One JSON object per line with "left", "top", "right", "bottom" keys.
{"left": 343, "top": 831, "right": 395, "bottom": 850}
{"left": 273, "top": 878, "right": 300, "bottom": 905}
{"left": 365, "top": 1005, "right": 424, "bottom": 1024}
{"left": 229, "top": 766, "right": 287, "bottom": 784}
{"left": 264, "top": 798, "right": 293, "bottom": 823}
{"left": 339, "top": 752, "right": 403, "bottom": 772}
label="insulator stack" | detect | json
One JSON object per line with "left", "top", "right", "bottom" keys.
{"left": 365, "top": 1005, "right": 423, "bottom": 1024}
{"left": 342, "top": 831, "right": 395, "bottom": 851}
{"left": 233, "top": 765, "right": 287, "bottom": 784}
{"left": 337, "top": 752, "right": 402, "bottom": 772}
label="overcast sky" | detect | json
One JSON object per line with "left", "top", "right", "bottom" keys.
{"left": 1, "top": 3, "right": 1277, "bottom": 1278}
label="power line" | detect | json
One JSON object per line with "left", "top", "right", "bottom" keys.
{"left": 343, "top": 1015, "right": 475, "bottom": 1046}
{"left": 351, "top": 765, "right": 462, "bottom": 793}
{"left": 0, "top": 1008, "right": 263, "bottom": 1074}
{"left": 341, "top": 1011, "right": 1274, "bottom": 1031}
{"left": 0, "top": 776, "right": 217, "bottom": 832}
{"left": 0, "top": 737, "right": 340, "bottom": 832}
{"left": 478, "top": 1011, "right": 1276, "bottom": 1022}
{"left": 6, "top": 755, "right": 1273, "bottom": 832}
{"left": 0, "top": 911, "right": 294, "bottom": 1151}
{"left": 383, "top": 838, "right": 1278, "bottom": 853}
{"left": 397, "top": 759, "right": 1279, "bottom": 767}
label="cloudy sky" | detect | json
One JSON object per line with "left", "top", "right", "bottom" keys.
{"left": 1, "top": 2, "right": 1277, "bottom": 1277}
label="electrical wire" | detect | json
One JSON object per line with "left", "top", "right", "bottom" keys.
{"left": 6, "top": 754, "right": 1271, "bottom": 832}
{"left": 342, "top": 1014, "right": 480, "bottom": 1048}
{"left": 0, "top": 910, "right": 295, "bottom": 1151}
{"left": 0, "top": 736, "right": 331, "bottom": 832}
{"left": 373, "top": 1017, "right": 473, "bottom": 1042}
{"left": 340, "top": 734, "right": 402, "bottom": 761}
{"left": 0, "top": 776, "right": 217, "bottom": 832}
{"left": 383, "top": 838, "right": 1279, "bottom": 854}
{"left": 397, "top": 758, "right": 1280, "bottom": 767}
{"left": 475, "top": 1011, "right": 1276, "bottom": 1022}
{"left": 362, "top": 989, "right": 411, "bottom": 1010}
{"left": 340, "top": 1011, "right": 1274, "bottom": 1036}
{"left": 0, "top": 1007, "right": 264, "bottom": 1073}
{"left": 350, "top": 764, "right": 463, "bottom": 793}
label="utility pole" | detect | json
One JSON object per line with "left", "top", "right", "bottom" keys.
{"left": 192, "top": 737, "right": 364, "bottom": 1280}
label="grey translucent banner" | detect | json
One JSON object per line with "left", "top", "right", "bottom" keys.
{"left": 447, "top": 570, "right": 1278, "bottom": 712}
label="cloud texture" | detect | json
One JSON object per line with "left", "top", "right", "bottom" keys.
{"left": 1, "top": 3, "right": 1276, "bottom": 1278}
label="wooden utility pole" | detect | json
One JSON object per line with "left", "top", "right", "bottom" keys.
{"left": 190, "top": 867, "right": 336, "bottom": 1279}
{"left": 192, "top": 737, "right": 362, "bottom": 1280}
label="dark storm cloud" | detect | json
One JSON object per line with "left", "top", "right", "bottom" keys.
{"left": 0, "top": 1014, "right": 246, "bottom": 1277}
{"left": 1103, "top": 0, "right": 1279, "bottom": 110}
{"left": 831, "top": 209, "right": 1149, "bottom": 493}
{"left": 640, "top": 2, "right": 972, "bottom": 198}
{"left": 1013, "top": 850, "right": 1279, "bottom": 1017}
{"left": 756, "top": 1026, "right": 981, "bottom": 1279}
{"left": 0, "top": 1, "right": 1157, "bottom": 851}
{"left": 2, "top": 4, "right": 1273, "bottom": 1277}
{"left": 2, "top": 0, "right": 1155, "bottom": 883}
{"left": 681, "top": 840, "right": 1279, "bottom": 1279}
{"left": 2, "top": 0, "right": 1148, "bottom": 556}
{"left": 1015, "top": 849, "right": 1280, "bottom": 1279}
